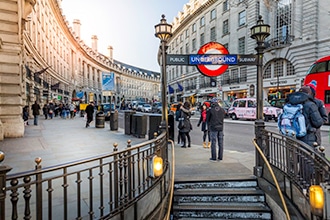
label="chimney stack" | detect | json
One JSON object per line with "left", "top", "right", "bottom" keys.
{"left": 73, "top": 19, "right": 81, "bottom": 38}
{"left": 91, "top": 35, "right": 98, "bottom": 52}
{"left": 107, "top": 46, "right": 113, "bottom": 62}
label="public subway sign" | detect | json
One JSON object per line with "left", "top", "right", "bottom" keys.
{"left": 166, "top": 42, "right": 257, "bottom": 77}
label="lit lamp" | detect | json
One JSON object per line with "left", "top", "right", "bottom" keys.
{"left": 309, "top": 185, "right": 324, "bottom": 217}
{"left": 151, "top": 155, "right": 163, "bottom": 178}
{"left": 250, "top": 15, "right": 270, "bottom": 177}
{"left": 155, "top": 14, "right": 172, "bottom": 137}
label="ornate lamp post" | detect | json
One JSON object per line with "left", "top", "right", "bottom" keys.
{"left": 250, "top": 15, "right": 270, "bottom": 177}
{"left": 155, "top": 15, "right": 172, "bottom": 137}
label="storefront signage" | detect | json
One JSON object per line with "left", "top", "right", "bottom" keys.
{"left": 270, "top": 80, "right": 287, "bottom": 85}
{"left": 229, "top": 86, "right": 240, "bottom": 89}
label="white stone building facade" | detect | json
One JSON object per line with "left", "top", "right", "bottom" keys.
{"left": 0, "top": 0, "right": 160, "bottom": 140}
{"left": 167, "top": 0, "right": 330, "bottom": 105}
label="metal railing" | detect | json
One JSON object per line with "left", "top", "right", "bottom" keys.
{"left": 0, "top": 132, "right": 173, "bottom": 220}
{"left": 259, "top": 129, "right": 330, "bottom": 218}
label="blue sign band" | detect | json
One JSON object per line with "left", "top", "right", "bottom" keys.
{"left": 189, "top": 54, "right": 237, "bottom": 65}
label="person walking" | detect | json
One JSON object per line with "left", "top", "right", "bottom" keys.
{"left": 206, "top": 98, "right": 225, "bottom": 162}
{"left": 305, "top": 80, "right": 328, "bottom": 145}
{"left": 178, "top": 102, "right": 192, "bottom": 148}
{"left": 48, "top": 102, "right": 55, "bottom": 119}
{"left": 31, "top": 101, "right": 41, "bottom": 125}
{"left": 22, "top": 106, "right": 29, "bottom": 126}
{"left": 42, "top": 104, "right": 49, "bottom": 120}
{"left": 85, "top": 101, "right": 94, "bottom": 128}
{"left": 69, "top": 103, "right": 76, "bottom": 119}
{"left": 197, "top": 103, "right": 211, "bottom": 148}
{"left": 175, "top": 103, "right": 182, "bottom": 145}
{"left": 286, "top": 86, "right": 324, "bottom": 146}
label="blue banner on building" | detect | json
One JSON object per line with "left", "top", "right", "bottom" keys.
{"left": 102, "top": 72, "right": 115, "bottom": 91}
{"left": 76, "top": 91, "right": 84, "bottom": 99}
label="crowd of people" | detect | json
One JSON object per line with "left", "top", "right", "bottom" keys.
{"left": 23, "top": 101, "right": 80, "bottom": 126}
{"left": 23, "top": 81, "right": 328, "bottom": 163}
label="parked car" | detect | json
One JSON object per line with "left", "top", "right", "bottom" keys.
{"left": 228, "top": 98, "right": 282, "bottom": 122}
{"left": 269, "top": 98, "right": 286, "bottom": 109}
{"left": 151, "top": 102, "right": 162, "bottom": 113}
{"left": 137, "top": 102, "right": 145, "bottom": 111}
{"left": 99, "top": 103, "right": 115, "bottom": 121}
{"left": 141, "top": 103, "right": 152, "bottom": 112}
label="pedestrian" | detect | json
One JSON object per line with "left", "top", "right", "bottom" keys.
{"left": 42, "top": 104, "right": 49, "bottom": 119}
{"left": 31, "top": 101, "right": 41, "bottom": 125}
{"left": 197, "top": 102, "right": 211, "bottom": 148}
{"left": 304, "top": 80, "right": 328, "bottom": 145}
{"left": 178, "top": 101, "right": 192, "bottom": 148}
{"left": 85, "top": 101, "right": 94, "bottom": 128}
{"left": 69, "top": 103, "right": 76, "bottom": 119}
{"left": 286, "top": 86, "right": 324, "bottom": 146}
{"left": 206, "top": 98, "right": 225, "bottom": 162}
{"left": 175, "top": 103, "right": 182, "bottom": 145}
{"left": 48, "top": 102, "right": 54, "bottom": 119}
{"left": 22, "top": 106, "right": 29, "bottom": 126}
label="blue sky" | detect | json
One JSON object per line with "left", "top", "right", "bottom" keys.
{"left": 61, "top": 0, "right": 189, "bottom": 72}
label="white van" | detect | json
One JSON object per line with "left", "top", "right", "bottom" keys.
{"left": 228, "top": 98, "right": 282, "bottom": 122}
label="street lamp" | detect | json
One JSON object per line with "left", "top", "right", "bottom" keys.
{"left": 250, "top": 15, "right": 270, "bottom": 177}
{"left": 155, "top": 14, "right": 172, "bottom": 137}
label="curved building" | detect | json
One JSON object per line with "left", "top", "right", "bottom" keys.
{"left": 167, "top": 0, "right": 330, "bottom": 104}
{"left": 0, "top": 0, "right": 160, "bottom": 140}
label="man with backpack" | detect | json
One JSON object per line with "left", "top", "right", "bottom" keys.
{"left": 282, "top": 86, "right": 324, "bottom": 146}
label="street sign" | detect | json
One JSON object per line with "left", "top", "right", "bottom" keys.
{"left": 165, "top": 42, "right": 258, "bottom": 75}
{"left": 237, "top": 54, "right": 258, "bottom": 65}
{"left": 189, "top": 54, "right": 237, "bottom": 65}
{"left": 166, "top": 54, "right": 189, "bottom": 65}
{"left": 196, "top": 42, "right": 229, "bottom": 77}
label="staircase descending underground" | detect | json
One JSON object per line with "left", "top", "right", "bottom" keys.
{"left": 171, "top": 177, "right": 272, "bottom": 219}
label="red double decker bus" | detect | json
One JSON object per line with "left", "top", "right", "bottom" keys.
{"left": 304, "top": 55, "right": 330, "bottom": 122}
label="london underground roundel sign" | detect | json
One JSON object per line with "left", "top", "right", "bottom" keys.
{"left": 196, "top": 42, "right": 229, "bottom": 77}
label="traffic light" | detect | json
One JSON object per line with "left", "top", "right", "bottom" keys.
{"left": 210, "top": 77, "right": 217, "bottom": 87}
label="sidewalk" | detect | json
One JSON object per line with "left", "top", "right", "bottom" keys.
{"left": 0, "top": 115, "right": 255, "bottom": 180}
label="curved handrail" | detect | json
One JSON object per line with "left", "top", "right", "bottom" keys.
{"left": 162, "top": 139, "right": 175, "bottom": 220}
{"left": 253, "top": 139, "right": 291, "bottom": 220}
{"left": 2, "top": 132, "right": 170, "bottom": 219}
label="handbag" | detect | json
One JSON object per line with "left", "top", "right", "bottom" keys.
{"left": 177, "top": 111, "right": 185, "bottom": 129}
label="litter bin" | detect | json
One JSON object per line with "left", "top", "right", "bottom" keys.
{"left": 95, "top": 111, "right": 105, "bottom": 128}
{"left": 110, "top": 110, "right": 118, "bottom": 131}
{"left": 148, "top": 114, "right": 162, "bottom": 139}
{"left": 124, "top": 110, "right": 136, "bottom": 135}
{"left": 131, "top": 114, "right": 147, "bottom": 138}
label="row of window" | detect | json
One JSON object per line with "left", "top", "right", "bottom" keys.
{"left": 26, "top": 0, "right": 160, "bottom": 100}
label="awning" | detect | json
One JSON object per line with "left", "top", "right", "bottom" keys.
{"left": 182, "top": 93, "right": 196, "bottom": 98}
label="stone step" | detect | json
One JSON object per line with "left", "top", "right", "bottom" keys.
{"left": 172, "top": 203, "right": 272, "bottom": 219}
{"left": 174, "top": 189, "right": 266, "bottom": 203}
{"left": 172, "top": 177, "right": 272, "bottom": 219}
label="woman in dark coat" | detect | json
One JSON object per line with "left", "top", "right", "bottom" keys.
{"left": 178, "top": 102, "right": 192, "bottom": 148}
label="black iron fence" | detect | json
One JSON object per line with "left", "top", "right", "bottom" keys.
{"left": 259, "top": 129, "right": 330, "bottom": 219}
{"left": 0, "top": 132, "right": 173, "bottom": 220}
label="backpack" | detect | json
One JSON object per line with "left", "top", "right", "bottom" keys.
{"left": 278, "top": 103, "right": 307, "bottom": 137}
